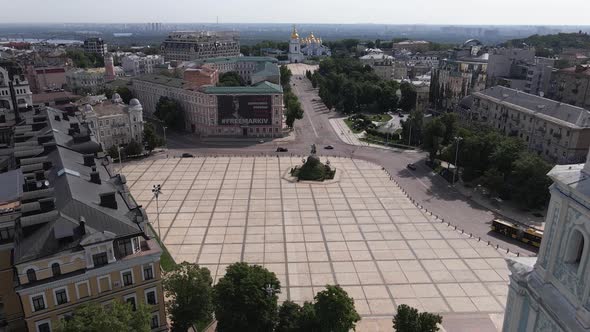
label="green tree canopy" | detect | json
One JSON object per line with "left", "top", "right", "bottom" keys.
{"left": 284, "top": 90, "right": 304, "bottom": 128}
{"left": 422, "top": 118, "right": 446, "bottom": 162}
{"left": 143, "top": 122, "right": 164, "bottom": 152}
{"left": 163, "top": 262, "right": 214, "bottom": 332}
{"left": 280, "top": 65, "right": 293, "bottom": 89}
{"left": 116, "top": 86, "right": 134, "bottom": 104}
{"left": 399, "top": 82, "right": 417, "bottom": 112}
{"left": 155, "top": 96, "right": 184, "bottom": 131}
{"left": 314, "top": 285, "right": 360, "bottom": 332}
{"left": 218, "top": 72, "right": 245, "bottom": 87}
{"left": 392, "top": 304, "right": 442, "bottom": 332}
{"left": 213, "top": 263, "right": 281, "bottom": 332}
{"left": 125, "top": 139, "right": 143, "bottom": 156}
{"left": 55, "top": 300, "right": 151, "bottom": 332}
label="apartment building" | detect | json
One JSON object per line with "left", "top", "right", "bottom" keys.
{"left": 4, "top": 107, "right": 167, "bottom": 332}
{"left": 83, "top": 38, "right": 107, "bottom": 56}
{"left": 548, "top": 64, "right": 590, "bottom": 110}
{"left": 121, "top": 55, "right": 165, "bottom": 77}
{"left": 0, "top": 61, "right": 33, "bottom": 112}
{"left": 187, "top": 56, "right": 280, "bottom": 86}
{"left": 161, "top": 31, "right": 240, "bottom": 62}
{"left": 470, "top": 86, "right": 590, "bottom": 164}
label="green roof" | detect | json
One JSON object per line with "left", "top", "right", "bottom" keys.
{"left": 134, "top": 74, "right": 194, "bottom": 89}
{"left": 252, "top": 62, "right": 280, "bottom": 79}
{"left": 204, "top": 81, "right": 283, "bottom": 95}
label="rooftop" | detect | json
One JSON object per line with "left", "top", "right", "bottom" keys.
{"left": 204, "top": 81, "right": 283, "bottom": 95}
{"left": 475, "top": 86, "right": 590, "bottom": 128}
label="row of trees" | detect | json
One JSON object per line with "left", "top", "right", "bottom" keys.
{"left": 280, "top": 65, "right": 304, "bottom": 128}
{"left": 66, "top": 49, "right": 105, "bottom": 69}
{"left": 406, "top": 112, "right": 552, "bottom": 208}
{"left": 155, "top": 96, "right": 185, "bottom": 131}
{"left": 217, "top": 72, "right": 246, "bottom": 87}
{"left": 314, "top": 57, "right": 416, "bottom": 114}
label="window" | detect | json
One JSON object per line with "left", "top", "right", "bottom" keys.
{"left": 143, "top": 264, "right": 154, "bottom": 280}
{"left": 565, "top": 229, "right": 586, "bottom": 269}
{"left": 27, "top": 269, "right": 37, "bottom": 282}
{"left": 52, "top": 263, "right": 61, "bottom": 277}
{"left": 32, "top": 295, "right": 45, "bottom": 311}
{"left": 151, "top": 314, "right": 160, "bottom": 329}
{"left": 36, "top": 321, "right": 51, "bottom": 332}
{"left": 55, "top": 288, "right": 68, "bottom": 305}
{"left": 145, "top": 288, "right": 157, "bottom": 305}
{"left": 125, "top": 295, "right": 136, "bottom": 311}
{"left": 92, "top": 252, "right": 108, "bottom": 267}
{"left": 122, "top": 270, "right": 133, "bottom": 286}
{"left": 118, "top": 238, "right": 134, "bottom": 256}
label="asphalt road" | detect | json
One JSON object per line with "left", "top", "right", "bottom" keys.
{"left": 162, "top": 72, "right": 536, "bottom": 256}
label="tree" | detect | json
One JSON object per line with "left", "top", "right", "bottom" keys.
{"left": 213, "top": 263, "right": 281, "bottom": 332}
{"left": 163, "top": 262, "right": 214, "bottom": 332}
{"left": 392, "top": 304, "right": 442, "bottom": 332}
{"left": 155, "top": 96, "right": 184, "bottom": 131}
{"left": 116, "top": 86, "right": 133, "bottom": 104}
{"left": 401, "top": 110, "right": 424, "bottom": 145}
{"left": 276, "top": 301, "right": 305, "bottom": 332}
{"left": 144, "top": 122, "right": 164, "bottom": 152}
{"left": 490, "top": 137, "right": 525, "bottom": 173}
{"left": 284, "top": 91, "right": 304, "bottom": 128}
{"left": 440, "top": 112, "right": 457, "bottom": 145}
{"left": 422, "top": 118, "right": 446, "bottom": 162}
{"left": 481, "top": 167, "right": 505, "bottom": 196}
{"left": 124, "top": 139, "right": 143, "bottom": 156}
{"left": 508, "top": 152, "right": 552, "bottom": 208}
{"left": 399, "top": 82, "right": 417, "bottom": 112}
{"left": 218, "top": 72, "right": 244, "bottom": 87}
{"left": 280, "top": 65, "right": 292, "bottom": 89}
{"left": 55, "top": 300, "right": 151, "bottom": 332}
{"left": 314, "top": 285, "right": 360, "bottom": 332}
{"left": 106, "top": 144, "right": 120, "bottom": 160}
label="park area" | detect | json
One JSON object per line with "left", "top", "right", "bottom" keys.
{"left": 122, "top": 156, "right": 510, "bottom": 330}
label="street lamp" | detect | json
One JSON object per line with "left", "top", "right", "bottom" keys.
{"left": 152, "top": 184, "right": 162, "bottom": 240}
{"left": 162, "top": 126, "right": 168, "bottom": 150}
{"left": 452, "top": 136, "right": 463, "bottom": 185}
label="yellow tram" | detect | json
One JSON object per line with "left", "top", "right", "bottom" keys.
{"left": 491, "top": 218, "right": 543, "bottom": 248}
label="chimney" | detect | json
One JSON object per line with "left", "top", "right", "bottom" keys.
{"left": 90, "top": 167, "right": 101, "bottom": 184}
{"left": 79, "top": 216, "right": 86, "bottom": 235}
{"left": 83, "top": 154, "right": 96, "bottom": 167}
{"left": 62, "top": 113, "right": 69, "bottom": 121}
{"left": 43, "top": 142, "right": 57, "bottom": 153}
{"left": 68, "top": 128, "right": 76, "bottom": 136}
{"left": 35, "top": 170, "right": 45, "bottom": 181}
{"left": 99, "top": 192, "right": 118, "bottom": 209}
{"left": 39, "top": 197, "right": 55, "bottom": 212}
{"left": 54, "top": 115, "right": 61, "bottom": 121}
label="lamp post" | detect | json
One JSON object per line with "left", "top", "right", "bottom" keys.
{"left": 162, "top": 126, "right": 168, "bottom": 150}
{"left": 452, "top": 136, "right": 463, "bottom": 185}
{"left": 407, "top": 123, "right": 412, "bottom": 146}
{"left": 152, "top": 184, "right": 162, "bottom": 240}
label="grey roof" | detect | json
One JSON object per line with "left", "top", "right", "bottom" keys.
{"left": 134, "top": 74, "right": 194, "bottom": 90}
{"left": 0, "top": 169, "right": 23, "bottom": 204}
{"left": 12, "top": 107, "right": 147, "bottom": 264}
{"left": 475, "top": 86, "right": 590, "bottom": 128}
{"left": 204, "top": 81, "right": 283, "bottom": 95}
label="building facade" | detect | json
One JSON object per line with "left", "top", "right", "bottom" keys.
{"left": 6, "top": 106, "right": 166, "bottom": 332}
{"left": 0, "top": 62, "right": 33, "bottom": 113}
{"left": 430, "top": 41, "right": 489, "bottom": 112}
{"left": 132, "top": 74, "right": 283, "bottom": 138}
{"left": 502, "top": 150, "right": 590, "bottom": 332}
{"left": 161, "top": 31, "right": 240, "bottom": 62}
{"left": 548, "top": 65, "right": 590, "bottom": 110}
{"left": 469, "top": 86, "right": 590, "bottom": 164}
{"left": 121, "top": 55, "right": 164, "bottom": 77}
{"left": 80, "top": 93, "right": 144, "bottom": 149}
{"left": 83, "top": 38, "right": 107, "bottom": 56}
{"left": 25, "top": 66, "right": 67, "bottom": 93}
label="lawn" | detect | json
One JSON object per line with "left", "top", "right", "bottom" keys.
{"left": 343, "top": 118, "right": 364, "bottom": 133}
{"left": 148, "top": 224, "right": 177, "bottom": 272}
{"left": 367, "top": 113, "right": 392, "bottom": 122}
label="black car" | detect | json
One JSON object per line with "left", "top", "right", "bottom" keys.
{"left": 276, "top": 147, "right": 288, "bottom": 152}
{"left": 324, "top": 145, "right": 334, "bottom": 150}
{"left": 181, "top": 153, "right": 194, "bottom": 158}
{"left": 406, "top": 163, "right": 417, "bottom": 170}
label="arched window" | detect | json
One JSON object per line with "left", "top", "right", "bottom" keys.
{"left": 565, "top": 230, "right": 586, "bottom": 268}
{"left": 26, "top": 269, "right": 37, "bottom": 282}
{"left": 52, "top": 263, "right": 61, "bottom": 276}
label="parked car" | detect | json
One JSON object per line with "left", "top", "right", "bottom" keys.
{"left": 324, "top": 145, "right": 334, "bottom": 150}
{"left": 182, "top": 153, "right": 194, "bottom": 158}
{"left": 276, "top": 147, "right": 288, "bottom": 152}
{"left": 258, "top": 139, "right": 264, "bottom": 143}
{"left": 406, "top": 163, "right": 417, "bottom": 170}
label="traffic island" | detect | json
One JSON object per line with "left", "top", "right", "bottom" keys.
{"left": 290, "top": 155, "right": 335, "bottom": 181}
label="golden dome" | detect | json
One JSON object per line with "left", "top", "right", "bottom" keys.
{"left": 291, "top": 25, "right": 299, "bottom": 39}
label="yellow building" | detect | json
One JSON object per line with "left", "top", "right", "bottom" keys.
{"left": 5, "top": 107, "right": 167, "bottom": 332}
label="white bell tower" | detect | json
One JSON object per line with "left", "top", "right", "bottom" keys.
{"left": 288, "top": 25, "right": 304, "bottom": 63}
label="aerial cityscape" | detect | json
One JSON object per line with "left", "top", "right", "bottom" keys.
{"left": 1, "top": 1, "right": 590, "bottom": 331}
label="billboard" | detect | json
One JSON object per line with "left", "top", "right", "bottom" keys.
{"left": 217, "top": 95, "right": 272, "bottom": 126}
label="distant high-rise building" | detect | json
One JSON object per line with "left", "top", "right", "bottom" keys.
{"left": 83, "top": 37, "right": 107, "bottom": 56}
{"left": 161, "top": 31, "right": 240, "bottom": 62}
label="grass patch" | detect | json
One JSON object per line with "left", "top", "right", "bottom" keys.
{"left": 149, "top": 224, "right": 177, "bottom": 272}
{"left": 343, "top": 118, "right": 364, "bottom": 134}
{"left": 367, "top": 113, "right": 392, "bottom": 122}
{"left": 361, "top": 136, "right": 416, "bottom": 150}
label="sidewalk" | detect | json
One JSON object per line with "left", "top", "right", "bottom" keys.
{"left": 329, "top": 117, "right": 417, "bottom": 153}
{"left": 453, "top": 180, "right": 546, "bottom": 229}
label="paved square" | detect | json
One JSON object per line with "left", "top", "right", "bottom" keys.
{"left": 123, "top": 156, "right": 510, "bottom": 319}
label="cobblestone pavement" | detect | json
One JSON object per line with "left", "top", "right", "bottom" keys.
{"left": 123, "top": 156, "right": 510, "bottom": 331}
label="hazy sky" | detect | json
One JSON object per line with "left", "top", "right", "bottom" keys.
{"left": 3, "top": 0, "right": 590, "bottom": 25}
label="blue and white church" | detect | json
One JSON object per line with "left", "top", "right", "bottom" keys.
{"left": 503, "top": 149, "right": 590, "bottom": 331}
{"left": 288, "top": 25, "right": 331, "bottom": 63}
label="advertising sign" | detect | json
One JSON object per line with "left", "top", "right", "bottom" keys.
{"left": 218, "top": 95, "right": 272, "bottom": 126}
